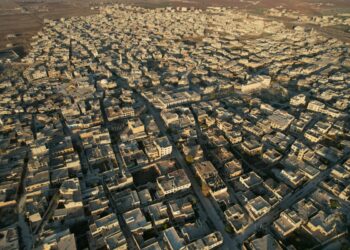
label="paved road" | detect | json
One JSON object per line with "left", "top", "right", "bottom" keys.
{"left": 143, "top": 99, "right": 238, "bottom": 249}
{"left": 63, "top": 29, "right": 350, "bottom": 247}
{"left": 70, "top": 37, "right": 237, "bottom": 248}
{"left": 190, "top": 108, "right": 243, "bottom": 207}
{"left": 232, "top": 153, "right": 349, "bottom": 244}
{"left": 189, "top": 103, "right": 350, "bottom": 245}
{"left": 16, "top": 150, "right": 33, "bottom": 250}
{"left": 18, "top": 194, "right": 34, "bottom": 250}
{"left": 33, "top": 191, "right": 59, "bottom": 236}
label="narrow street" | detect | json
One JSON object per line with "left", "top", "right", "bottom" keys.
{"left": 233, "top": 153, "right": 349, "bottom": 245}
{"left": 17, "top": 150, "right": 33, "bottom": 250}
{"left": 142, "top": 99, "right": 239, "bottom": 249}
{"left": 18, "top": 194, "right": 33, "bottom": 250}
{"left": 190, "top": 107, "right": 244, "bottom": 206}
{"left": 189, "top": 104, "right": 350, "bottom": 246}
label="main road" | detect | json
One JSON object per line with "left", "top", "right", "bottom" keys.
{"left": 232, "top": 152, "right": 349, "bottom": 244}
{"left": 65, "top": 30, "right": 350, "bottom": 247}
{"left": 190, "top": 108, "right": 350, "bottom": 245}
{"left": 140, "top": 96, "right": 239, "bottom": 250}
{"left": 127, "top": 84, "right": 349, "bottom": 248}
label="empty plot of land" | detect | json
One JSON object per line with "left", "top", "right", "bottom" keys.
{"left": 113, "top": 0, "right": 350, "bottom": 12}
{"left": 0, "top": 14, "right": 41, "bottom": 49}
{"left": 0, "top": 1, "right": 96, "bottom": 51}
{"left": 0, "top": 14, "right": 41, "bottom": 34}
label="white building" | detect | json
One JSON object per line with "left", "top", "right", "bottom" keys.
{"left": 241, "top": 75, "right": 271, "bottom": 93}
{"left": 154, "top": 136, "right": 172, "bottom": 157}
{"left": 290, "top": 94, "right": 306, "bottom": 106}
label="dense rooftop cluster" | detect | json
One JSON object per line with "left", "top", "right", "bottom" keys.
{"left": 0, "top": 4, "right": 350, "bottom": 250}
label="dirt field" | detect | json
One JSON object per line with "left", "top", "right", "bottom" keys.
{"left": 113, "top": 0, "right": 350, "bottom": 13}
{"left": 1, "top": 0, "right": 350, "bottom": 55}
{"left": 0, "top": 0, "right": 97, "bottom": 53}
